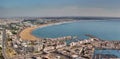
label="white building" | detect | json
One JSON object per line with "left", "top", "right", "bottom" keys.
{"left": 43, "top": 46, "right": 55, "bottom": 51}
{"left": 34, "top": 45, "right": 43, "bottom": 51}
{"left": 56, "top": 42, "right": 66, "bottom": 49}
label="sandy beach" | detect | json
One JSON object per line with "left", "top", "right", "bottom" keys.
{"left": 19, "top": 24, "right": 56, "bottom": 41}
{"left": 19, "top": 26, "right": 38, "bottom": 41}
{"left": 19, "top": 21, "right": 76, "bottom": 41}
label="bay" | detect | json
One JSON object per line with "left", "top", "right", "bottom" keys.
{"left": 32, "top": 20, "right": 120, "bottom": 41}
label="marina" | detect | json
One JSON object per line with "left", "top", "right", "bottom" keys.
{"left": 1, "top": 18, "right": 120, "bottom": 59}
{"left": 1, "top": 0, "right": 120, "bottom": 59}
{"left": 93, "top": 49, "right": 120, "bottom": 59}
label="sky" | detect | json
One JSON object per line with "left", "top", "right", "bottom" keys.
{"left": 0, "top": 0, "right": 120, "bottom": 17}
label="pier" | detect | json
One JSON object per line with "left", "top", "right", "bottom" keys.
{"left": 85, "top": 34, "right": 97, "bottom": 38}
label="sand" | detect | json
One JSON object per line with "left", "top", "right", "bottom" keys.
{"left": 19, "top": 26, "right": 38, "bottom": 41}
{"left": 19, "top": 21, "right": 75, "bottom": 41}
{"left": 19, "top": 24, "right": 53, "bottom": 41}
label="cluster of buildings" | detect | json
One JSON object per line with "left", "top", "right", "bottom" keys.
{"left": 0, "top": 18, "right": 120, "bottom": 59}
{"left": 0, "top": 18, "right": 77, "bottom": 59}
{"left": 93, "top": 39, "right": 120, "bottom": 49}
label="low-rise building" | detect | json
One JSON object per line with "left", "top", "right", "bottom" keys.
{"left": 43, "top": 46, "right": 55, "bottom": 51}
{"left": 56, "top": 42, "right": 66, "bottom": 49}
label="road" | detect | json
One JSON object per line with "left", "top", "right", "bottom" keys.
{"left": 2, "top": 28, "right": 9, "bottom": 59}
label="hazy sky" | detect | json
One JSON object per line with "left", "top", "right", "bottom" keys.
{"left": 0, "top": 0, "right": 120, "bottom": 17}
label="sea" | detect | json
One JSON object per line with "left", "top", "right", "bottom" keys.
{"left": 32, "top": 20, "right": 120, "bottom": 41}
{"left": 32, "top": 19, "right": 120, "bottom": 57}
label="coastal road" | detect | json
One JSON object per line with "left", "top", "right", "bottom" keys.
{"left": 2, "top": 28, "right": 9, "bottom": 59}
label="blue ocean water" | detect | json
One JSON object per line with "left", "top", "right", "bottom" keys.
{"left": 32, "top": 20, "right": 120, "bottom": 40}
{"left": 94, "top": 50, "right": 120, "bottom": 58}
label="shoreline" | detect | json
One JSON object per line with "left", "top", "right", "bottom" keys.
{"left": 19, "top": 26, "right": 39, "bottom": 41}
{"left": 19, "top": 21, "right": 76, "bottom": 41}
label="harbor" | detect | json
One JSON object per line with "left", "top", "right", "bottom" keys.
{"left": 1, "top": 18, "right": 120, "bottom": 59}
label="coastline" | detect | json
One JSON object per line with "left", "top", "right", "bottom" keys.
{"left": 19, "top": 26, "right": 38, "bottom": 41}
{"left": 19, "top": 21, "right": 76, "bottom": 41}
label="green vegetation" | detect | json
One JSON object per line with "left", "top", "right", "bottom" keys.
{"left": 11, "top": 31, "right": 17, "bottom": 35}
{"left": 0, "top": 47, "right": 4, "bottom": 59}
{"left": 34, "top": 51, "right": 39, "bottom": 53}
{"left": 7, "top": 38, "right": 12, "bottom": 41}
